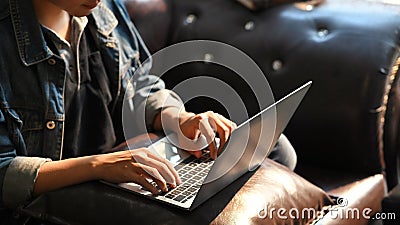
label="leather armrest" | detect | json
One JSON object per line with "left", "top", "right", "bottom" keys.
{"left": 211, "top": 159, "right": 333, "bottom": 225}
{"left": 314, "top": 174, "right": 386, "bottom": 225}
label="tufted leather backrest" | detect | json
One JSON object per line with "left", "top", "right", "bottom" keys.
{"left": 123, "top": 0, "right": 400, "bottom": 187}
{"left": 124, "top": 0, "right": 172, "bottom": 53}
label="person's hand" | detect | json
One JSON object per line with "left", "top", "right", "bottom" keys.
{"left": 93, "top": 149, "right": 181, "bottom": 194}
{"left": 179, "top": 111, "right": 237, "bottom": 159}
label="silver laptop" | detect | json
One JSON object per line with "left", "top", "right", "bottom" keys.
{"left": 112, "top": 81, "right": 311, "bottom": 210}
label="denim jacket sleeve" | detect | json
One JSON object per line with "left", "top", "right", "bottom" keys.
{"left": 2, "top": 157, "right": 50, "bottom": 208}
{"left": 112, "top": 0, "right": 184, "bottom": 133}
{"left": 130, "top": 71, "right": 184, "bottom": 133}
{"left": 0, "top": 105, "right": 51, "bottom": 209}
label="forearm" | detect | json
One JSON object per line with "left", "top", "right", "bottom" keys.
{"left": 140, "top": 89, "right": 185, "bottom": 133}
{"left": 33, "top": 155, "right": 99, "bottom": 196}
{"left": 33, "top": 149, "right": 180, "bottom": 197}
{"left": 152, "top": 107, "right": 195, "bottom": 133}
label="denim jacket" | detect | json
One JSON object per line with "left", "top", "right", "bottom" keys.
{"left": 0, "top": 0, "right": 182, "bottom": 209}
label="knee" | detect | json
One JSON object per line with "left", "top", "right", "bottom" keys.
{"left": 272, "top": 134, "right": 297, "bottom": 171}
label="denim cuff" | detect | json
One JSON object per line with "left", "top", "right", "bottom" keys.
{"left": 2, "top": 156, "right": 51, "bottom": 208}
{"left": 143, "top": 89, "right": 184, "bottom": 131}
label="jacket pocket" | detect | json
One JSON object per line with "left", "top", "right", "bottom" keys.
{"left": 14, "top": 109, "right": 43, "bottom": 156}
{"left": 1, "top": 107, "right": 26, "bottom": 154}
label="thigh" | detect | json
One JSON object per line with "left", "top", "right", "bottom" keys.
{"left": 267, "top": 134, "right": 297, "bottom": 170}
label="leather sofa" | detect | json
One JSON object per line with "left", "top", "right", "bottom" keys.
{"left": 125, "top": 0, "right": 400, "bottom": 190}
{"left": 123, "top": 0, "right": 400, "bottom": 223}
{"left": 9, "top": 0, "right": 400, "bottom": 224}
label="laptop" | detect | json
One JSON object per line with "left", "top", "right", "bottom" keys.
{"left": 109, "top": 81, "right": 311, "bottom": 210}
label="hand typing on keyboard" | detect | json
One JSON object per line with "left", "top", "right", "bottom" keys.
{"left": 154, "top": 108, "right": 236, "bottom": 159}
{"left": 146, "top": 151, "right": 214, "bottom": 204}
{"left": 97, "top": 149, "right": 181, "bottom": 195}
{"left": 174, "top": 110, "right": 237, "bottom": 160}
{"left": 150, "top": 108, "right": 236, "bottom": 197}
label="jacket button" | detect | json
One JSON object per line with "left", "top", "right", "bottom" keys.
{"left": 306, "top": 4, "right": 314, "bottom": 11}
{"left": 46, "top": 121, "right": 56, "bottom": 130}
{"left": 105, "top": 42, "right": 116, "bottom": 48}
{"left": 48, "top": 58, "right": 57, "bottom": 65}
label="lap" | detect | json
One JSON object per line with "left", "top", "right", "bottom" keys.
{"left": 268, "top": 134, "right": 297, "bottom": 170}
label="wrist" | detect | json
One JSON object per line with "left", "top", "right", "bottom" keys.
{"left": 88, "top": 154, "right": 106, "bottom": 180}
{"left": 160, "top": 107, "right": 195, "bottom": 134}
{"left": 89, "top": 151, "right": 133, "bottom": 181}
{"left": 33, "top": 155, "right": 104, "bottom": 195}
{"left": 178, "top": 111, "right": 196, "bottom": 126}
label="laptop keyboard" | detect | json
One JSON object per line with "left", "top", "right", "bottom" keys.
{"left": 161, "top": 152, "right": 214, "bottom": 203}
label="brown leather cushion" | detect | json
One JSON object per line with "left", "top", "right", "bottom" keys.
{"left": 320, "top": 174, "right": 386, "bottom": 225}
{"left": 20, "top": 158, "right": 332, "bottom": 225}
{"left": 211, "top": 159, "right": 333, "bottom": 225}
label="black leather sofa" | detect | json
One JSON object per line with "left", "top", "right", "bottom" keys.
{"left": 8, "top": 0, "right": 400, "bottom": 224}
{"left": 126, "top": 0, "right": 400, "bottom": 191}
{"left": 124, "top": 0, "right": 400, "bottom": 223}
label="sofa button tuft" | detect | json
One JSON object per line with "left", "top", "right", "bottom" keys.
{"left": 272, "top": 60, "right": 283, "bottom": 71}
{"left": 317, "top": 29, "right": 329, "bottom": 38}
{"left": 244, "top": 21, "right": 255, "bottom": 31}
{"left": 380, "top": 68, "right": 388, "bottom": 75}
{"left": 185, "top": 14, "right": 197, "bottom": 25}
{"left": 12, "top": 212, "right": 20, "bottom": 219}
